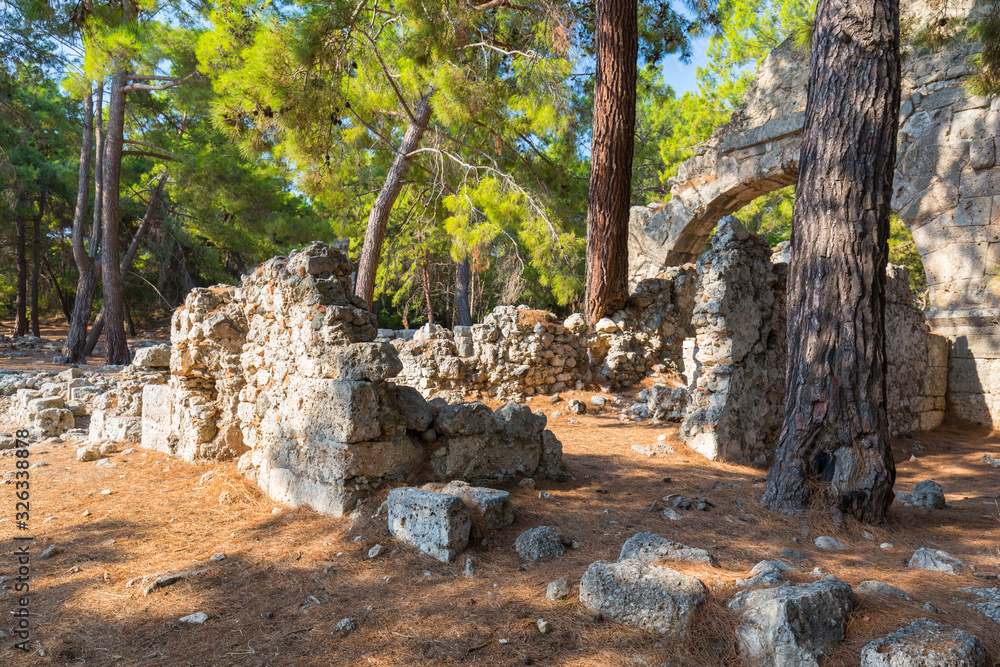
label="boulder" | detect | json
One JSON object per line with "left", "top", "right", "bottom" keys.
{"left": 618, "top": 532, "right": 717, "bottom": 566}
{"left": 433, "top": 402, "right": 496, "bottom": 436}
{"left": 515, "top": 526, "right": 565, "bottom": 560}
{"left": 387, "top": 487, "right": 471, "bottom": 563}
{"left": 908, "top": 548, "right": 972, "bottom": 575}
{"left": 727, "top": 576, "right": 855, "bottom": 667}
{"left": 579, "top": 557, "right": 707, "bottom": 637}
{"left": 860, "top": 618, "right": 988, "bottom": 667}
{"left": 856, "top": 580, "right": 912, "bottom": 600}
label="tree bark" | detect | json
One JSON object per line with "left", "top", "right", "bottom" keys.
{"left": 42, "top": 255, "right": 71, "bottom": 321}
{"left": 30, "top": 191, "right": 45, "bottom": 337}
{"left": 91, "top": 82, "right": 104, "bottom": 262}
{"left": 762, "top": 0, "right": 901, "bottom": 525}
{"left": 422, "top": 245, "right": 434, "bottom": 325}
{"left": 101, "top": 68, "right": 131, "bottom": 364}
{"left": 355, "top": 87, "right": 434, "bottom": 311}
{"left": 584, "top": 0, "right": 638, "bottom": 326}
{"left": 455, "top": 257, "right": 473, "bottom": 326}
{"left": 63, "top": 89, "right": 96, "bottom": 364}
{"left": 85, "top": 173, "right": 167, "bottom": 357}
{"left": 14, "top": 214, "right": 28, "bottom": 337}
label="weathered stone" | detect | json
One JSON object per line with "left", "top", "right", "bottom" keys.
{"left": 579, "top": 558, "right": 707, "bottom": 637}
{"left": 814, "top": 536, "right": 848, "bottom": 551}
{"left": 547, "top": 579, "right": 572, "bottom": 600}
{"left": 434, "top": 402, "right": 495, "bottom": 436}
{"left": 618, "top": 532, "right": 718, "bottom": 566}
{"left": 515, "top": 526, "right": 565, "bottom": 560}
{"left": 856, "top": 580, "right": 912, "bottom": 600}
{"left": 727, "top": 576, "right": 855, "bottom": 667}
{"left": 908, "top": 548, "right": 972, "bottom": 575}
{"left": 132, "top": 345, "right": 171, "bottom": 369}
{"left": 860, "top": 618, "right": 988, "bottom": 667}
{"left": 387, "top": 487, "right": 471, "bottom": 563}
{"left": 912, "top": 479, "right": 946, "bottom": 509}
{"left": 440, "top": 481, "right": 514, "bottom": 530}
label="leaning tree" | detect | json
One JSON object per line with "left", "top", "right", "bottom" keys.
{"left": 762, "top": 0, "right": 901, "bottom": 524}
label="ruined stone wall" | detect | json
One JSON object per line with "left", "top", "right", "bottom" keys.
{"left": 680, "top": 220, "right": 949, "bottom": 466}
{"left": 140, "top": 243, "right": 563, "bottom": 517}
{"left": 385, "top": 269, "right": 697, "bottom": 401}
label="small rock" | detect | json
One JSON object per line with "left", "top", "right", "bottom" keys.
{"left": 590, "top": 396, "right": 607, "bottom": 408}
{"left": 546, "top": 579, "right": 571, "bottom": 600}
{"left": 856, "top": 580, "right": 912, "bottom": 600}
{"left": 38, "top": 545, "right": 63, "bottom": 560}
{"left": 814, "top": 536, "right": 848, "bottom": 550}
{"left": 538, "top": 491, "right": 553, "bottom": 499}
{"left": 880, "top": 543, "right": 894, "bottom": 550}
{"left": 922, "top": 602, "right": 941, "bottom": 614}
{"left": 515, "top": 526, "right": 566, "bottom": 561}
{"left": 781, "top": 547, "right": 806, "bottom": 560}
{"left": 76, "top": 446, "right": 99, "bottom": 462}
{"left": 200, "top": 471, "right": 215, "bottom": 483}
{"left": 548, "top": 395, "right": 562, "bottom": 404}
{"left": 368, "top": 544, "right": 385, "bottom": 559}
{"left": 179, "top": 612, "right": 208, "bottom": 624}
{"left": 100, "top": 489, "right": 111, "bottom": 495}
{"left": 567, "top": 399, "right": 586, "bottom": 415}
{"left": 336, "top": 617, "right": 357, "bottom": 634}
{"left": 980, "top": 453, "right": 1000, "bottom": 468}
{"left": 518, "top": 478, "right": 536, "bottom": 489}
{"left": 912, "top": 479, "right": 946, "bottom": 509}
{"left": 99, "top": 442, "right": 118, "bottom": 455}
{"left": 536, "top": 619, "right": 552, "bottom": 634}
{"left": 210, "top": 553, "right": 226, "bottom": 562}
{"left": 120, "top": 448, "right": 135, "bottom": 455}
{"left": 663, "top": 509, "right": 684, "bottom": 521}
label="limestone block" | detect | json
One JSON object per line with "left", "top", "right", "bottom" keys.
{"left": 927, "top": 334, "right": 950, "bottom": 368}
{"left": 104, "top": 416, "right": 142, "bottom": 443}
{"left": 970, "top": 138, "right": 996, "bottom": 170}
{"left": 919, "top": 410, "right": 945, "bottom": 431}
{"left": 947, "top": 392, "right": 993, "bottom": 427}
{"left": 387, "top": 487, "right": 471, "bottom": 563}
{"left": 948, "top": 357, "right": 983, "bottom": 394}
{"left": 132, "top": 344, "right": 171, "bottom": 369}
{"left": 141, "top": 384, "right": 174, "bottom": 454}
{"left": 385, "top": 384, "right": 433, "bottom": 432}
{"left": 26, "top": 396, "right": 65, "bottom": 417}
{"left": 924, "top": 366, "right": 947, "bottom": 397}
{"left": 322, "top": 341, "right": 403, "bottom": 381}
{"left": 281, "top": 378, "right": 380, "bottom": 444}
{"left": 955, "top": 196, "right": 993, "bottom": 226}
{"left": 440, "top": 481, "right": 514, "bottom": 530}
{"left": 727, "top": 576, "right": 855, "bottom": 667}
{"left": 579, "top": 558, "right": 707, "bottom": 637}
{"left": 432, "top": 432, "right": 541, "bottom": 481}
{"left": 861, "top": 618, "right": 988, "bottom": 667}
{"left": 33, "top": 408, "right": 74, "bottom": 437}
{"left": 433, "top": 402, "right": 495, "bottom": 436}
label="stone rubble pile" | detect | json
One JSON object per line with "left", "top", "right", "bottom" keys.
{"left": 136, "top": 242, "right": 562, "bottom": 516}
{"left": 7, "top": 368, "right": 119, "bottom": 439}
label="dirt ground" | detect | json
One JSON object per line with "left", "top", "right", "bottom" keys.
{"left": 1, "top": 323, "right": 999, "bottom": 665}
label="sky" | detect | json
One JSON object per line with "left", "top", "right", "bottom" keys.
{"left": 660, "top": 35, "right": 711, "bottom": 95}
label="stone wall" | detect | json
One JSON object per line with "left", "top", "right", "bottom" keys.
{"left": 628, "top": 0, "right": 1000, "bottom": 427}
{"left": 385, "top": 269, "right": 697, "bottom": 401}
{"left": 141, "top": 243, "right": 563, "bottom": 516}
{"left": 680, "top": 219, "right": 948, "bottom": 466}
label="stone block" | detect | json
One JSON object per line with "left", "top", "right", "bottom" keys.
{"left": 955, "top": 196, "right": 992, "bottom": 226}
{"left": 104, "top": 416, "right": 142, "bottom": 443}
{"left": 908, "top": 547, "right": 971, "bottom": 575}
{"left": 947, "top": 358, "right": 981, "bottom": 393}
{"left": 283, "top": 378, "right": 380, "bottom": 444}
{"left": 322, "top": 341, "right": 403, "bottom": 381}
{"left": 440, "top": 481, "right": 514, "bottom": 530}
{"left": 927, "top": 334, "right": 950, "bottom": 368}
{"left": 919, "top": 410, "right": 945, "bottom": 431}
{"left": 434, "top": 402, "right": 495, "bottom": 436}
{"left": 861, "top": 618, "right": 988, "bottom": 667}
{"left": 947, "top": 392, "right": 993, "bottom": 427}
{"left": 132, "top": 345, "right": 171, "bottom": 369}
{"left": 728, "top": 576, "right": 855, "bottom": 667}
{"left": 387, "top": 487, "right": 471, "bottom": 563}
{"left": 970, "top": 138, "right": 997, "bottom": 170}
{"left": 618, "top": 532, "right": 717, "bottom": 566}
{"left": 33, "top": 408, "right": 74, "bottom": 437}
{"left": 579, "top": 558, "right": 707, "bottom": 637}
{"left": 141, "top": 384, "right": 174, "bottom": 454}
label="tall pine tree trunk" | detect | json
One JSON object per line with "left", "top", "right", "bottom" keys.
{"left": 763, "top": 0, "right": 901, "bottom": 525}
{"left": 584, "top": 0, "right": 637, "bottom": 325}
{"left": 101, "top": 69, "right": 130, "bottom": 365}
{"left": 30, "top": 191, "right": 45, "bottom": 337}
{"left": 14, "top": 214, "right": 27, "bottom": 337}
{"left": 455, "top": 258, "right": 472, "bottom": 326}
{"left": 64, "top": 89, "right": 96, "bottom": 364}
{"left": 85, "top": 173, "right": 167, "bottom": 356}
{"left": 355, "top": 87, "right": 434, "bottom": 311}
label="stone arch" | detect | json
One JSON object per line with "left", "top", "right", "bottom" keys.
{"left": 629, "top": 0, "right": 1000, "bottom": 426}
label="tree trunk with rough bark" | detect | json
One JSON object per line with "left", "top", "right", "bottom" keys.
{"left": 455, "top": 258, "right": 472, "bottom": 326}
{"left": 14, "top": 214, "right": 27, "bottom": 337}
{"left": 85, "top": 173, "right": 167, "bottom": 357}
{"left": 762, "top": 0, "right": 901, "bottom": 525}
{"left": 584, "top": 0, "right": 637, "bottom": 326}
{"left": 101, "top": 68, "right": 131, "bottom": 365}
{"left": 30, "top": 191, "right": 45, "bottom": 337}
{"left": 355, "top": 88, "right": 434, "bottom": 311}
{"left": 64, "top": 89, "right": 96, "bottom": 364}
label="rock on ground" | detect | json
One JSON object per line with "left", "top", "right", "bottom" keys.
{"left": 387, "top": 487, "right": 471, "bottom": 563}
{"left": 860, "top": 618, "right": 988, "bottom": 667}
{"left": 439, "top": 481, "right": 514, "bottom": 531}
{"left": 908, "top": 548, "right": 972, "bottom": 575}
{"left": 856, "top": 580, "right": 912, "bottom": 600}
{"left": 515, "top": 526, "right": 566, "bottom": 560}
{"left": 547, "top": 579, "right": 572, "bottom": 600}
{"left": 618, "top": 532, "right": 718, "bottom": 566}
{"left": 814, "top": 535, "right": 847, "bottom": 550}
{"left": 579, "top": 557, "right": 707, "bottom": 637}
{"left": 727, "top": 575, "right": 855, "bottom": 667}
{"left": 911, "top": 479, "right": 946, "bottom": 509}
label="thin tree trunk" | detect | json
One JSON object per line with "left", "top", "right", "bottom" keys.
{"left": 101, "top": 68, "right": 130, "bottom": 364}
{"left": 355, "top": 87, "right": 434, "bottom": 311}
{"left": 30, "top": 191, "right": 45, "bottom": 337}
{"left": 762, "top": 0, "right": 901, "bottom": 525}
{"left": 584, "top": 0, "right": 638, "bottom": 325}
{"left": 41, "top": 255, "right": 71, "bottom": 321}
{"left": 14, "top": 215, "right": 28, "bottom": 337}
{"left": 91, "top": 82, "right": 104, "bottom": 261}
{"left": 422, "top": 245, "right": 434, "bottom": 325}
{"left": 455, "top": 258, "right": 472, "bottom": 326}
{"left": 63, "top": 89, "right": 96, "bottom": 363}
{"left": 85, "top": 173, "right": 167, "bottom": 357}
